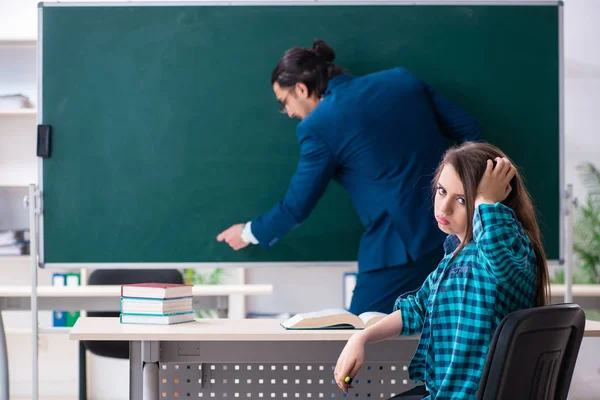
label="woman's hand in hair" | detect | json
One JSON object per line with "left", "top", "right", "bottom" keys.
{"left": 476, "top": 157, "right": 517, "bottom": 206}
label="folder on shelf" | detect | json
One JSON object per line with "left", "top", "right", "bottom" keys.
{"left": 52, "top": 273, "right": 66, "bottom": 327}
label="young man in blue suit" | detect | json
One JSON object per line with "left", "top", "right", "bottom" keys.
{"left": 217, "top": 39, "right": 482, "bottom": 314}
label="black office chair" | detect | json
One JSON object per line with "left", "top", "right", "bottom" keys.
{"left": 390, "top": 303, "right": 586, "bottom": 400}
{"left": 78, "top": 269, "right": 184, "bottom": 400}
{"left": 476, "top": 303, "right": 586, "bottom": 400}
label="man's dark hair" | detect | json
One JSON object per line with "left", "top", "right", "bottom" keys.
{"left": 271, "top": 39, "right": 345, "bottom": 98}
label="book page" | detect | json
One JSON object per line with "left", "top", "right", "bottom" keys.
{"left": 281, "top": 308, "right": 360, "bottom": 329}
{"left": 358, "top": 311, "right": 387, "bottom": 328}
{"left": 298, "top": 308, "right": 352, "bottom": 319}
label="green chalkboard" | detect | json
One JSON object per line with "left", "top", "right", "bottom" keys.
{"left": 40, "top": 3, "right": 561, "bottom": 264}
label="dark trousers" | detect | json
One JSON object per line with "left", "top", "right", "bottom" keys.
{"left": 349, "top": 246, "right": 444, "bottom": 314}
{"left": 389, "top": 385, "right": 429, "bottom": 399}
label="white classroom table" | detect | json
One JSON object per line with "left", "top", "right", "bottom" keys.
{"left": 0, "top": 284, "right": 273, "bottom": 314}
{"left": 70, "top": 317, "right": 419, "bottom": 400}
{"left": 549, "top": 284, "right": 600, "bottom": 297}
{"left": 69, "top": 317, "right": 600, "bottom": 400}
{"left": 0, "top": 284, "right": 272, "bottom": 400}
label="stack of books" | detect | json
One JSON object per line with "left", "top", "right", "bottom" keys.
{"left": 0, "top": 229, "right": 30, "bottom": 255}
{"left": 119, "top": 283, "right": 195, "bottom": 325}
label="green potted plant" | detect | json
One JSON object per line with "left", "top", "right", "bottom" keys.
{"left": 572, "top": 162, "right": 600, "bottom": 284}
{"left": 183, "top": 267, "right": 227, "bottom": 318}
{"left": 552, "top": 162, "right": 600, "bottom": 321}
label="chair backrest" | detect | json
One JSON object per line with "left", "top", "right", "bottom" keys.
{"left": 87, "top": 268, "right": 184, "bottom": 318}
{"left": 83, "top": 269, "right": 184, "bottom": 359}
{"left": 476, "top": 303, "right": 586, "bottom": 400}
{"left": 88, "top": 268, "right": 184, "bottom": 286}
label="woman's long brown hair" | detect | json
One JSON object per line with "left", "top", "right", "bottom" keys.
{"left": 433, "top": 142, "right": 550, "bottom": 306}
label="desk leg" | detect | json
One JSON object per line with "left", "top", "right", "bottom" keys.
{"left": 0, "top": 312, "right": 8, "bottom": 400}
{"left": 130, "top": 341, "right": 143, "bottom": 400}
{"left": 79, "top": 342, "right": 87, "bottom": 400}
{"left": 143, "top": 362, "right": 159, "bottom": 400}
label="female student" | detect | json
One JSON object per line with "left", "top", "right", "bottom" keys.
{"left": 217, "top": 39, "right": 482, "bottom": 314}
{"left": 333, "top": 142, "right": 551, "bottom": 399}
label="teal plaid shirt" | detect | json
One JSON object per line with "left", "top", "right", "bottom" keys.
{"left": 394, "top": 203, "right": 537, "bottom": 399}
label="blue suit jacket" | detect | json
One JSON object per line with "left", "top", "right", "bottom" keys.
{"left": 251, "top": 68, "right": 482, "bottom": 272}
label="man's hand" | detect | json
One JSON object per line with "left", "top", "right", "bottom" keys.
{"left": 216, "top": 223, "right": 249, "bottom": 251}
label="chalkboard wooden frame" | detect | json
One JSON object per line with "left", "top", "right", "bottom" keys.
{"left": 37, "top": 1, "right": 564, "bottom": 268}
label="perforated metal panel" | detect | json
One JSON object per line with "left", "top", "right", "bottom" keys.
{"left": 155, "top": 340, "right": 419, "bottom": 399}
{"left": 159, "top": 362, "right": 413, "bottom": 399}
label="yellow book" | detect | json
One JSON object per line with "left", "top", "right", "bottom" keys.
{"left": 280, "top": 308, "right": 387, "bottom": 330}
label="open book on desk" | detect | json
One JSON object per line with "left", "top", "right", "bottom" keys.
{"left": 280, "top": 308, "right": 387, "bottom": 330}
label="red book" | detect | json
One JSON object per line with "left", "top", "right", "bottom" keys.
{"left": 120, "top": 283, "right": 193, "bottom": 299}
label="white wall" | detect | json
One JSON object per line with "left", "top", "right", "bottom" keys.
{"left": 0, "top": 0, "right": 599, "bottom": 399}
{"left": 0, "top": 116, "right": 37, "bottom": 186}
{"left": 564, "top": 0, "right": 600, "bottom": 204}
{"left": 246, "top": 265, "right": 357, "bottom": 315}
{"left": 0, "top": 0, "right": 37, "bottom": 41}
{"left": 0, "top": 258, "right": 83, "bottom": 398}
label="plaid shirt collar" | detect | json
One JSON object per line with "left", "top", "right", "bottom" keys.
{"left": 443, "top": 234, "right": 461, "bottom": 254}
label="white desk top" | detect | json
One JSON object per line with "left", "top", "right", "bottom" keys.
{"left": 69, "top": 317, "right": 405, "bottom": 341}
{"left": 1, "top": 284, "right": 596, "bottom": 297}
{"left": 69, "top": 317, "right": 600, "bottom": 342}
{"left": 549, "top": 284, "right": 600, "bottom": 296}
{"left": 0, "top": 284, "right": 272, "bottom": 298}
{"left": 586, "top": 320, "right": 600, "bottom": 335}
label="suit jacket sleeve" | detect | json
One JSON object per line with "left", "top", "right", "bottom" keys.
{"left": 423, "top": 81, "right": 483, "bottom": 143}
{"left": 250, "top": 132, "right": 336, "bottom": 249}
